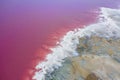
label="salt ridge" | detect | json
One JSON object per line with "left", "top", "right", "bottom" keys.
{"left": 33, "top": 7, "right": 120, "bottom": 80}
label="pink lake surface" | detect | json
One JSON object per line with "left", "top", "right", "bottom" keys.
{"left": 0, "top": 0, "right": 120, "bottom": 80}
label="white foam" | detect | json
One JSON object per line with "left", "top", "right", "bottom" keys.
{"left": 33, "top": 7, "right": 120, "bottom": 80}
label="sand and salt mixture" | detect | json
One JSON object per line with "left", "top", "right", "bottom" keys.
{"left": 33, "top": 7, "right": 120, "bottom": 80}
{"left": 45, "top": 36, "right": 120, "bottom": 80}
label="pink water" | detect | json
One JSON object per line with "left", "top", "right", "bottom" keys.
{"left": 0, "top": 0, "right": 119, "bottom": 80}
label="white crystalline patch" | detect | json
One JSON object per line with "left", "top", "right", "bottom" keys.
{"left": 33, "top": 7, "right": 120, "bottom": 80}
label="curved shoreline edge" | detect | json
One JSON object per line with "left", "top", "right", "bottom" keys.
{"left": 33, "top": 7, "right": 120, "bottom": 80}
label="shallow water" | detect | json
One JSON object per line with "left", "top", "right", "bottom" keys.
{"left": 0, "top": 0, "right": 120, "bottom": 80}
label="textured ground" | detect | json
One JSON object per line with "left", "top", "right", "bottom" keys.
{"left": 45, "top": 36, "right": 120, "bottom": 80}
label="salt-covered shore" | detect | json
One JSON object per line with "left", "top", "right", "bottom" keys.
{"left": 33, "top": 7, "right": 120, "bottom": 80}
